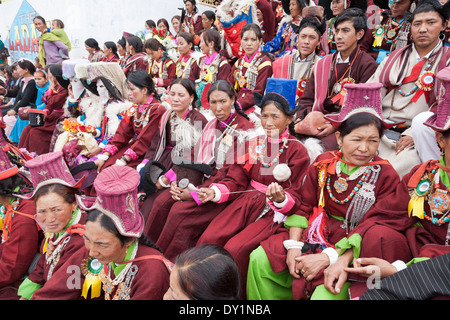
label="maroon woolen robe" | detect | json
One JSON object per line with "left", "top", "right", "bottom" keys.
{"left": 260, "top": 151, "right": 410, "bottom": 300}
{"left": 147, "top": 113, "right": 253, "bottom": 256}
{"left": 227, "top": 53, "right": 273, "bottom": 111}
{"left": 188, "top": 54, "right": 231, "bottom": 84}
{"left": 147, "top": 57, "right": 176, "bottom": 89}
{"left": 139, "top": 109, "right": 208, "bottom": 222}
{"left": 0, "top": 199, "right": 40, "bottom": 300}
{"left": 196, "top": 134, "right": 311, "bottom": 297}
{"left": 28, "top": 214, "right": 87, "bottom": 300}
{"left": 18, "top": 86, "right": 69, "bottom": 155}
{"left": 100, "top": 244, "right": 171, "bottom": 300}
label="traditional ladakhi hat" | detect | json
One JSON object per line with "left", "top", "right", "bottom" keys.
{"left": 254, "top": 90, "right": 299, "bottom": 116}
{"left": 424, "top": 67, "right": 450, "bottom": 132}
{"left": 75, "top": 62, "right": 127, "bottom": 101}
{"left": 323, "top": 82, "right": 405, "bottom": 129}
{"left": 17, "top": 151, "right": 85, "bottom": 199}
{"left": 76, "top": 166, "right": 144, "bottom": 238}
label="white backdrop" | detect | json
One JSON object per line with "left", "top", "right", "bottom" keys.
{"left": 0, "top": 0, "right": 211, "bottom": 62}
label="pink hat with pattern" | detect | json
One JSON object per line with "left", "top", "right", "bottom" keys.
{"left": 18, "top": 151, "right": 84, "bottom": 199}
{"left": 324, "top": 82, "right": 405, "bottom": 129}
{"left": 76, "top": 165, "right": 143, "bottom": 238}
{"left": 424, "top": 67, "right": 450, "bottom": 132}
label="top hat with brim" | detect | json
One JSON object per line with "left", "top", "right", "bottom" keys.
{"left": 76, "top": 165, "right": 144, "bottom": 238}
{"left": 424, "top": 67, "right": 450, "bottom": 132}
{"left": 17, "top": 151, "right": 85, "bottom": 199}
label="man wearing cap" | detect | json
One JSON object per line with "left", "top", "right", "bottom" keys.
{"left": 294, "top": 7, "right": 378, "bottom": 151}
{"left": 367, "top": 0, "right": 450, "bottom": 177}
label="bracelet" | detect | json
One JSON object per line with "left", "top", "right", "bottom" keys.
{"left": 322, "top": 247, "right": 339, "bottom": 266}
{"left": 121, "top": 156, "right": 130, "bottom": 164}
{"left": 115, "top": 159, "right": 127, "bottom": 166}
{"left": 283, "top": 240, "right": 304, "bottom": 251}
{"left": 97, "top": 153, "right": 109, "bottom": 161}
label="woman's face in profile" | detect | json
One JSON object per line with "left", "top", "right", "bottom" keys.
{"left": 163, "top": 265, "right": 192, "bottom": 300}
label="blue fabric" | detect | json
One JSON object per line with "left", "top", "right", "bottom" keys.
{"left": 265, "top": 78, "right": 298, "bottom": 110}
{"left": 263, "top": 23, "right": 297, "bottom": 58}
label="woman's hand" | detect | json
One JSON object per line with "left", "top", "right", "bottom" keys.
{"left": 170, "top": 181, "right": 193, "bottom": 201}
{"left": 316, "top": 122, "right": 335, "bottom": 138}
{"left": 196, "top": 187, "right": 215, "bottom": 203}
{"left": 266, "top": 182, "right": 285, "bottom": 203}
{"left": 323, "top": 250, "right": 353, "bottom": 295}
{"left": 94, "top": 159, "right": 105, "bottom": 172}
{"left": 287, "top": 248, "right": 303, "bottom": 279}
{"left": 295, "top": 253, "right": 330, "bottom": 282}
{"left": 395, "top": 136, "right": 414, "bottom": 155}
{"left": 344, "top": 257, "right": 398, "bottom": 280}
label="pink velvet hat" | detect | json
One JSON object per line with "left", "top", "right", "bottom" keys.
{"left": 76, "top": 165, "right": 144, "bottom": 238}
{"left": 424, "top": 67, "right": 450, "bottom": 132}
{"left": 18, "top": 151, "right": 85, "bottom": 199}
{"left": 324, "top": 82, "right": 405, "bottom": 129}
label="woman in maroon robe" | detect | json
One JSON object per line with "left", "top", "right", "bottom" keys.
{"left": 344, "top": 70, "right": 450, "bottom": 299}
{"left": 247, "top": 83, "right": 411, "bottom": 300}
{"left": 194, "top": 91, "right": 311, "bottom": 297}
{"left": 142, "top": 80, "right": 253, "bottom": 252}
{"left": 0, "top": 134, "right": 40, "bottom": 300}
{"left": 94, "top": 70, "right": 166, "bottom": 171}
{"left": 138, "top": 78, "right": 208, "bottom": 222}
{"left": 123, "top": 36, "right": 149, "bottom": 78}
{"left": 189, "top": 29, "right": 231, "bottom": 108}
{"left": 79, "top": 166, "right": 171, "bottom": 300}
{"left": 18, "top": 64, "right": 69, "bottom": 155}
{"left": 16, "top": 152, "right": 86, "bottom": 300}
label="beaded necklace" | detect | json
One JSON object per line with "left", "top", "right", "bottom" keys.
{"left": 391, "top": 45, "right": 440, "bottom": 111}
{"left": 256, "top": 131, "right": 289, "bottom": 168}
{"left": 326, "top": 165, "right": 372, "bottom": 205}
{"left": 99, "top": 240, "right": 138, "bottom": 300}
{"left": 170, "top": 109, "right": 191, "bottom": 133}
{"left": 0, "top": 198, "right": 20, "bottom": 241}
{"left": 385, "top": 17, "right": 407, "bottom": 44}
{"left": 133, "top": 95, "right": 154, "bottom": 128}
{"left": 421, "top": 168, "right": 450, "bottom": 225}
